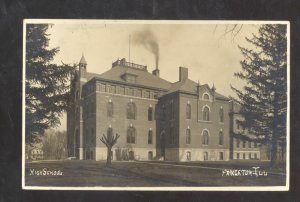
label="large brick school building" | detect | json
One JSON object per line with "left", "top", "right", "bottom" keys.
{"left": 67, "top": 55, "right": 261, "bottom": 161}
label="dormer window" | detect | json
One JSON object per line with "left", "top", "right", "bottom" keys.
{"left": 121, "top": 73, "right": 137, "bottom": 83}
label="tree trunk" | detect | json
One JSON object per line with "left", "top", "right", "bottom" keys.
{"left": 270, "top": 134, "right": 278, "bottom": 168}
{"left": 270, "top": 97, "right": 279, "bottom": 168}
{"left": 106, "top": 147, "right": 112, "bottom": 166}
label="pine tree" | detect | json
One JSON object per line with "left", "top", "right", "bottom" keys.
{"left": 231, "top": 24, "right": 287, "bottom": 167}
{"left": 26, "top": 24, "right": 74, "bottom": 144}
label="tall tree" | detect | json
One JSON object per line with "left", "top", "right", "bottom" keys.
{"left": 42, "top": 129, "right": 67, "bottom": 160}
{"left": 26, "top": 24, "right": 74, "bottom": 143}
{"left": 100, "top": 132, "right": 120, "bottom": 166}
{"left": 232, "top": 24, "right": 287, "bottom": 167}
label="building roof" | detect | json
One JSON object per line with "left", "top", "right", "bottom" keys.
{"left": 92, "top": 65, "right": 172, "bottom": 90}
{"left": 166, "top": 79, "right": 198, "bottom": 95}
{"left": 79, "top": 55, "right": 87, "bottom": 64}
{"left": 165, "top": 79, "right": 230, "bottom": 100}
{"left": 82, "top": 59, "right": 229, "bottom": 100}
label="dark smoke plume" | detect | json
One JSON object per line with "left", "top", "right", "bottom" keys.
{"left": 132, "top": 29, "right": 159, "bottom": 68}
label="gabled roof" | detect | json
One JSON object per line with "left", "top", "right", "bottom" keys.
{"left": 165, "top": 79, "right": 230, "bottom": 100}
{"left": 91, "top": 66, "right": 171, "bottom": 90}
{"left": 166, "top": 79, "right": 198, "bottom": 95}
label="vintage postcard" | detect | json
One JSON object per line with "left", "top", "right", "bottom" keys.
{"left": 22, "top": 20, "right": 289, "bottom": 191}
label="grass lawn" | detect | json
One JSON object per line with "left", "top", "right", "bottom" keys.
{"left": 25, "top": 160, "right": 286, "bottom": 187}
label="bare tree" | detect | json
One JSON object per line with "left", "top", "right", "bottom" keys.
{"left": 42, "top": 129, "right": 67, "bottom": 160}
{"left": 100, "top": 133, "right": 120, "bottom": 166}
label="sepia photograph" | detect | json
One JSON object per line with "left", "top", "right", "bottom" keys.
{"left": 22, "top": 20, "right": 289, "bottom": 190}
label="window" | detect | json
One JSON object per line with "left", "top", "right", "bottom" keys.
{"left": 219, "top": 108, "right": 224, "bottom": 122}
{"left": 203, "top": 106, "right": 210, "bottom": 121}
{"left": 243, "top": 153, "right": 246, "bottom": 159}
{"left": 127, "top": 126, "right": 136, "bottom": 144}
{"left": 202, "top": 130, "right": 209, "bottom": 145}
{"left": 243, "top": 141, "right": 246, "bottom": 148}
{"left": 186, "top": 128, "right": 191, "bottom": 144}
{"left": 107, "top": 127, "right": 113, "bottom": 139}
{"left": 148, "top": 151, "right": 153, "bottom": 160}
{"left": 254, "top": 153, "right": 258, "bottom": 159}
{"left": 148, "top": 107, "right": 153, "bottom": 121}
{"left": 109, "top": 85, "right": 116, "bottom": 94}
{"left": 186, "top": 151, "right": 191, "bottom": 161}
{"left": 204, "top": 152, "right": 208, "bottom": 160}
{"left": 169, "top": 126, "right": 175, "bottom": 145}
{"left": 118, "top": 86, "right": 125, "bottom": 95}
{"left": 186, "top": 103, "right": 191, "bottom": 119}
{"left": 89, "top": 101, "right": 94, "bottom": 114}
{"left": 144, "top": 91, "right": 150, "bottom": 99}
{"left": 127, "top": 88, "right": 134, "bottom": 96}
{"left": 91, "top": 128, "right": 94, "bottom": 145}
{"left": 237, "top": 153, "right": 240, "bottom": 159}
{"left": 136, "top": 89, "right": 142, "bottom": 97}
{"left": 219, "top": 131, "right": 224, "bottom": 145}
{"left": 170, "top": 101, "right": 174, "bottom": 120}
{"left": 129, "top": 151, "right": 134, "bottom": 160}
{"left": 100, "top": 83, "right": 106, "bottom": 92}
{"left": 203, "top": 93, "right": 209, "bottom": 100}
{"left": 219, "top": 152, "right": 224, "bottom": 160}
{"left": 248, "top": 153, "right": 251, "bottom": 159}
{"left": 237, "top": 138, "right": 240, "bottom": 148}
{"left": 148, "top": 130, "right": 153, "bottom": 144}
{"left": 162, "top": 105, "right": 166, "bottom": 121}
{"left": 248, "top": 141, "right": 252, "bottom": 148}
{"left": 126, "top": 75, "right": 136, "bottom": 83}
{"left": 107, "top": 102, "right": 113, "bottom": 117}
{"left": 127, "top": 102, "right": 136, "bottom": 119}
{"left": 236, "top": 121, "right": 240, "bottom": 130}
{"left": 254, "top": 142, "right": 258, "bottom": 148}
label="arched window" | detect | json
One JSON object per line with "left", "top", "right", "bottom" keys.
{"left": 107, "top": 102, "right": 114, "bottom": 117}
{"left": 202, "top": 130, "right": 209, "bottom": 145}
{"left": 203, "top": 106, "right": 210, "bottom": 121}
{"left": 85, "top": 129, "right": 89, "bottom": 146}
{"left": 204, "top": 152, "right": 208, "bottom": 160}
{"left": 219, "top": 108, "right": 224, "bottom": 122}
{"left": 169, "top": 126, "right": 175, "bottom": 145}
{"left": 186, "top": 128, "right": 191, "bottom": 144}
{"left": 186, "top": 103, "right": 191, "bottom": 119}
{"left": 148, "top": 130, "right": 153, "bottom": 144}
{"left": 127, "top": 102, "right": 136, "bottom": 119}
{"left": 91, "top": 128, "right": 94, "bottom": 145}
{"left": 236, "top": 138, "right": 240, "bottom": 148}
{"left": 219, "top": 131, "right": 224, "bottom": 145}
{"left": 107, "top": 127, "right": 113, "bottom": 140}
{"left": 243, "top": 140, "right": 246, "bottom": 148}
{"left": 148, "top": 151, "right": 153, "bottom": 160}
{"left": 148, "top": 107, "right": 153, "bottom": 121}
{"left": 91, "top": 100, "right": 95, "bottom": 114}
{"left": 186, "top": 151, "right": 191, "bottom": 161}
{"left": 127, "top": 126, "right": 136, "bottom": 144}
{"left": 170, "top": 101, "right": 174, "bottom": 120}
{"left": 203, "top": 93, "right": 210, "bottom": 100}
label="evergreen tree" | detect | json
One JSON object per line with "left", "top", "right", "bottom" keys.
{"left": 232, "top": 24, "right": 287, "bottom": 167}
{"left": 26, "top": 24, "right": 74, "bottom": 144}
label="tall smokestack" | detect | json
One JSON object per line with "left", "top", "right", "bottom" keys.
{"left": 132, "top": 28, "right": 160, "bottom": 70}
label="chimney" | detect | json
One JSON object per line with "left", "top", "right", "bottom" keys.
{"left": 152, "top": 68, "right": 160, "bottom": 77}
{"left": 179, "top": 67, "right": 188, "bottom": 81}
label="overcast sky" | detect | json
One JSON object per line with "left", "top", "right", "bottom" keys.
{"left": 45, "top": 21, "right": 260, "bottom": 131}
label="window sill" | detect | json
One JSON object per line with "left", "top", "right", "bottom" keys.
{"left": 198, "top": 120, "right": 213, "bottom": 124}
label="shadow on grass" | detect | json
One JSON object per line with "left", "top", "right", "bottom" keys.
{"left": 99, "top": 165, "right": 212, "bottom": 187}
